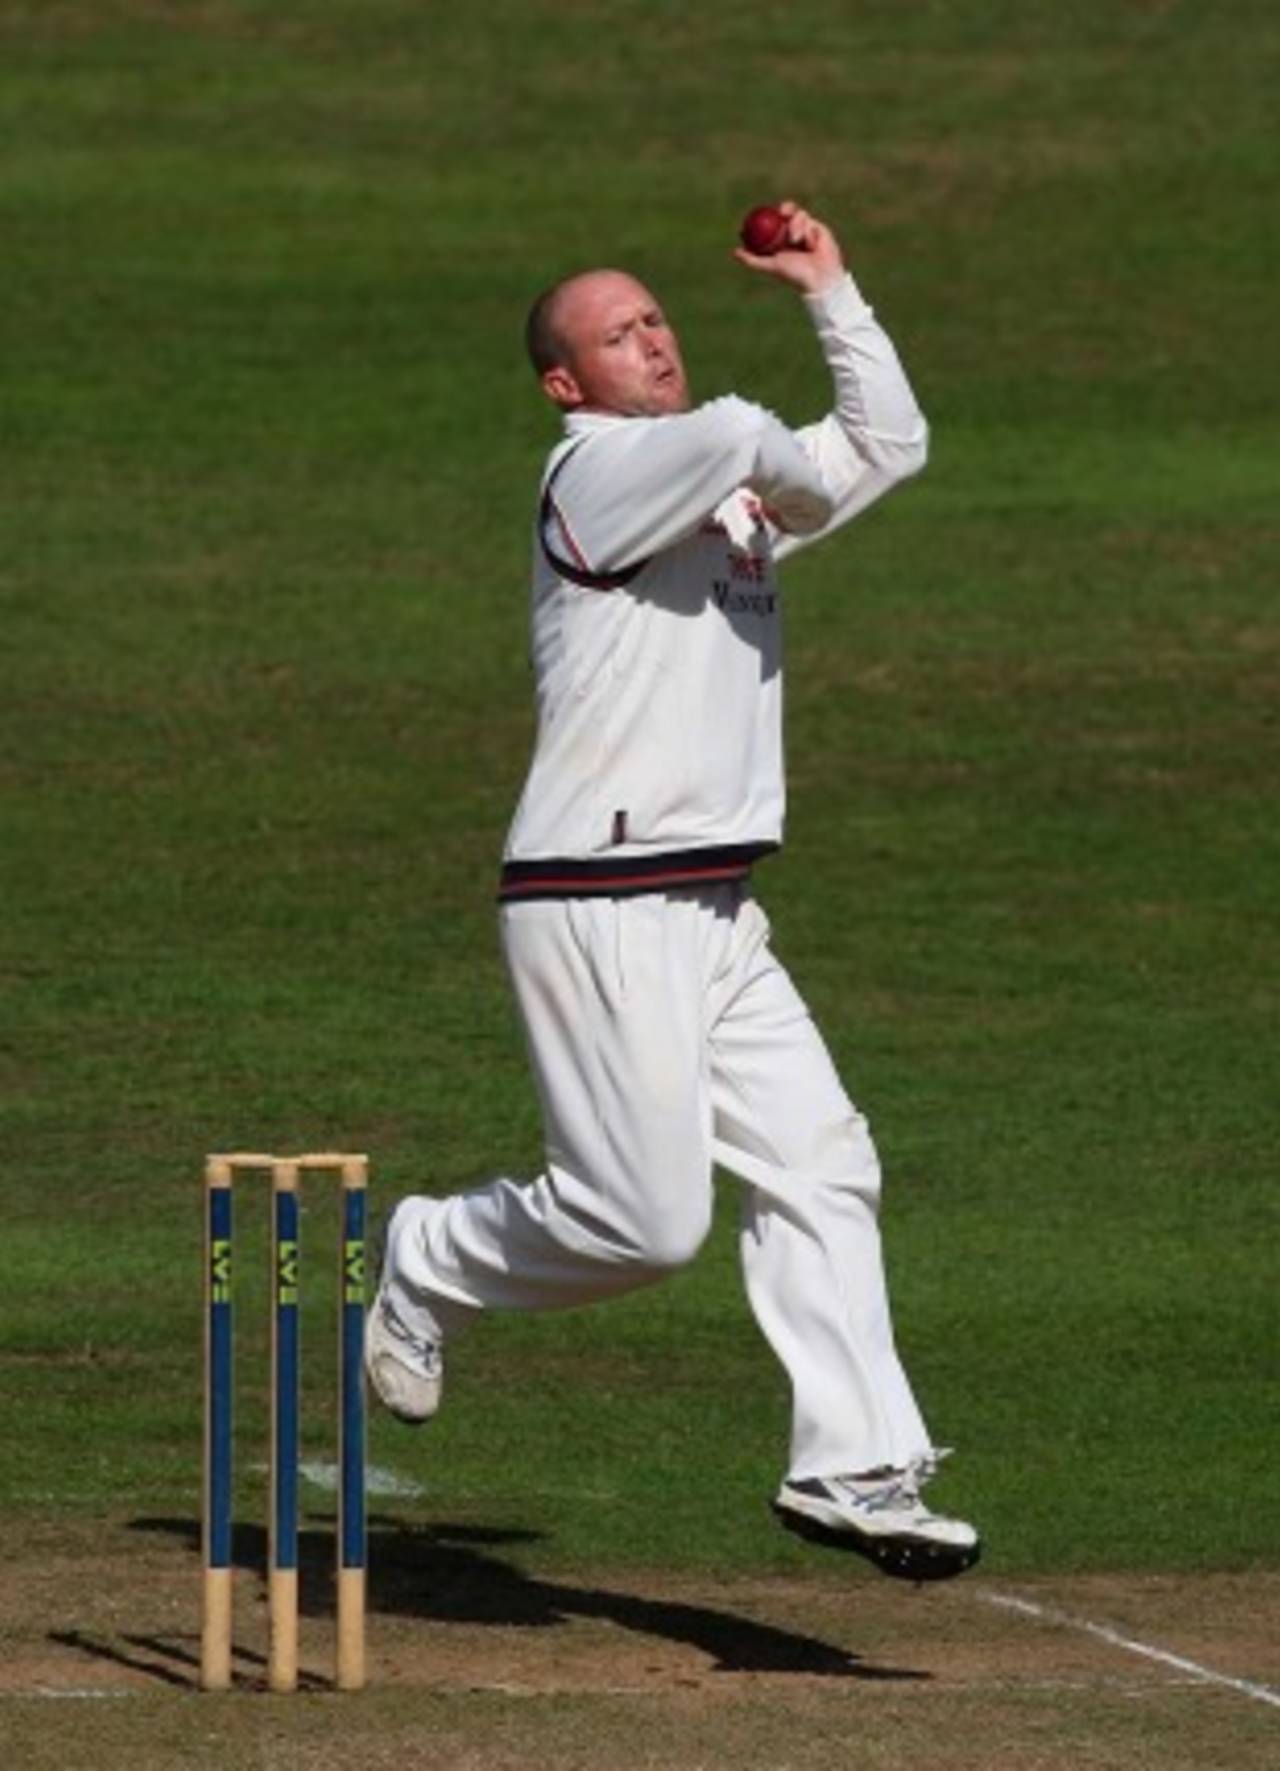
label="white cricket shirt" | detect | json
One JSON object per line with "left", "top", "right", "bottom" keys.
{"left": 500, "top": 274, "right": 927, "bottom": 900}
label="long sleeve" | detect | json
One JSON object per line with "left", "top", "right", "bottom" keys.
{"left": 772, "top": 274, "right": 929, "bottom": 562}
{"left": 544, "top": 396, "right": 833, "bottom": 575}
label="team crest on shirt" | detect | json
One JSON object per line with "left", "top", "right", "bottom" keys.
{"left": 712, "top": 580, "right": 777, "bottom": 616}
{"left": 712, "top": 545, "right": 776, "bottom": 616}
{"left": 702, "top": 491, "right": 777, "bottom": 616}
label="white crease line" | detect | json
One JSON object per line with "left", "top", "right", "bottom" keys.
{"left": 298, "top": 1459, "right": 426, "bottom": 1499}
{"left": 250, "top": 1459, "right": 426, "bottom": 1499}
{"left": 977, "top": 1588, "right": 1280, "bottom": 1711}
{"left": 1, "top": 1689, "right": 135, "bottom": 1701}
{"left": 465, "top": 1682, "right": 653, "bottom": 1697}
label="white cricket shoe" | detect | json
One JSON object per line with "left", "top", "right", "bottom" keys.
{"left": 364, "top": 1292, "right": 442, "bottom": 1424}
{"left": 364, "top": 1209, "right": 444, "bottom": 1424}
{"left": 773, "top": 1453, "right": 981, "bottom": 1582}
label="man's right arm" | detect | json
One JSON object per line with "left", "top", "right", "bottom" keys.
{"left": 544, "top": 397, "right": 832, "bottom": 577}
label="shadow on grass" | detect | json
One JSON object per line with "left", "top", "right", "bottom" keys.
{"left": 48, "top": 1627, "right": 340, "bottom": 1695}
{"left": 106, "top": 1516, "right": 930, "bottom": 1687}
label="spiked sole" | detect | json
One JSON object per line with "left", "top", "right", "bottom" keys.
{"left": 771, "top": 1499, "right": 982, "bottom": 1582}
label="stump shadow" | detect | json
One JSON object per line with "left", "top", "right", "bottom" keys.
{"left": 100, "top": 1515, "right": 932, "bottom": 1687}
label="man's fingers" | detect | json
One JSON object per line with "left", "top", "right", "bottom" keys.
{"left": 778, "top": 202, "right": 822, "bottom": 248}
{"left": 733, "top": 245, "right": 795, "bottom": 276}
{"left": 788, "top": 213, "right": 832, "bottom": 256}
{"left": 771, "top": 203, "right": 831, "bottom": 258}
{"left": 735, "top": 201, "right": 846, "bottom": 291}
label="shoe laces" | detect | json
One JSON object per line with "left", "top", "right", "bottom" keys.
{"left": 379, "top": 1299, "right": 442, "bottom": 1375}
{"left": 909, "top": 1446, "right": 953, "bottom": 1489}
{"left": 835, "top": 1447, "right": 955, "bottom": 1515}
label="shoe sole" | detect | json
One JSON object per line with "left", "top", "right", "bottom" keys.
{"left": 771, "top": 1500, "right": 982, "bottom": 1583}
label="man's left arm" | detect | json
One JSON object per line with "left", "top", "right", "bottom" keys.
{"left": 736, "top": 204, "right": 929, "bottom": 559}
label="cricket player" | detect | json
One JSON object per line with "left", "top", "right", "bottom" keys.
{"left": 367, "top": 203, "right": 980, "bottom": 1581}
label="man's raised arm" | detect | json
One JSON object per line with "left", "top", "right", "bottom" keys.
{"left": 543, "top": 396, "right": 833, "bottom": 579}
{"left": 736, "top": 202, "right": 929, "bottom": 558}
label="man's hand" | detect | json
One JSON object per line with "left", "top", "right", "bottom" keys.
{"left": 734, "top": 201, "right": 846, "bottom": 296}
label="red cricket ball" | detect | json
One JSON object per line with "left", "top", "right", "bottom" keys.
{"left": 739, "top": 204, "right": 789, "bottom": 256}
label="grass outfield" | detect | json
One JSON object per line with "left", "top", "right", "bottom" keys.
{"left": 2, "top": 0, "right": 1278, "bottom": 1603}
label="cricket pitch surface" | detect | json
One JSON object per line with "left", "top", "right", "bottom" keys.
{"left": 1, "top": 1517, "right": 1276, "bottom": 1769}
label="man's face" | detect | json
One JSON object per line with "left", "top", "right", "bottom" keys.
{"left": 544, "top": 272, "right": 690, "bottom": 417}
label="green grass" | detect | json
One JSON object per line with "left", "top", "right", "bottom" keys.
{"left": 2, "top": 0, "right": 1277, "bottom": 1581}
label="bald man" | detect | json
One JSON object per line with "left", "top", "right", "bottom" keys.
{"left": 367, "top": 205, "right": 981, "bottom": 1582}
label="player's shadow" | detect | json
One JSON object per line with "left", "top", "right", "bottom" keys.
{"left": 121, "top": 1516, "right": 931, "bottom": 1685}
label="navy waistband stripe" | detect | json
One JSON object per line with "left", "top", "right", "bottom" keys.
{"left": 499, "top": 842, "right": 778, "bottom": 902}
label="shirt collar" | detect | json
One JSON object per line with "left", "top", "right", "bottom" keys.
{"left": 563, "top": 408, "right": 633, "bottom": 435}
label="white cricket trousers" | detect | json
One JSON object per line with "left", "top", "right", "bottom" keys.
{"left": 387, "top": 883, "right": 931, "bottom": 1479}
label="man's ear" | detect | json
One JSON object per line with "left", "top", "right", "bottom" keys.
{"left": 541, "top": 364, "right": 582, "bottom": 408}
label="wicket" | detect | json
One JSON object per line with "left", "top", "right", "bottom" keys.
{"left": 201, "top": 1152, "right": 368, "bottom": 1693}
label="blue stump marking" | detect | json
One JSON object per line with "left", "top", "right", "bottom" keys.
{"left": 274, "top": 1187, "right": 300, "bottom": 1574}
{"left": 207, "top": 1185, "right": 234, "bottom": 1570}
{"left": 340, "top": 1186, "right": 367, "bottom": 1572}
